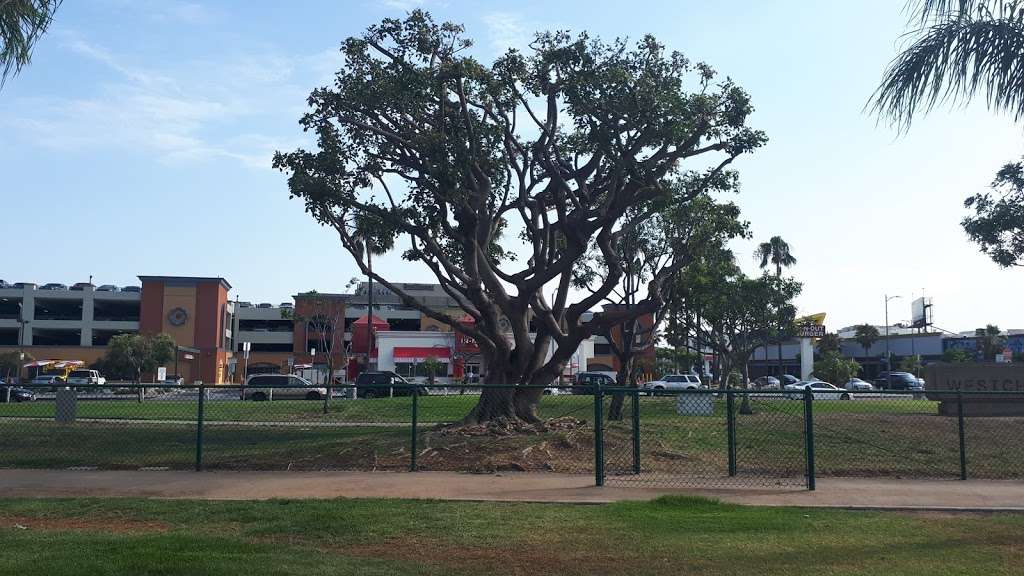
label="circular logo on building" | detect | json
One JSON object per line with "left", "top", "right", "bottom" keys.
{"left": 167, "top": 307, "right": 189, "bottom": 327}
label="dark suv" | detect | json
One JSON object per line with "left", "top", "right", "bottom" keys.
{"left": 874, "top": 371, "right": 924, "bottom": 391}
{"left": 354, "top": 371, "right": 428, "bottom": 398}
{"left": 572, "top": 372, "right": 616, "bottom": 394}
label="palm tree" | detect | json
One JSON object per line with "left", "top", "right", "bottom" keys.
{"left": 1, "top": 0, "right": 61, "bottom": 87}
{"left": 873, "top": 1, "right": 1024, "bottom": 127}
{"left": 853, "top": 324, "right": 881, "bottom": 358}
{"left": 754, "top": 236, "right": 797, "bottom": 277}
{"left": 754, "top": 236, "right": 797, "bottom": 382}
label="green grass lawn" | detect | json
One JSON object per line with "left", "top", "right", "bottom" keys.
{"left": 0, "top": 496, "right": 1020, "bottom": 575}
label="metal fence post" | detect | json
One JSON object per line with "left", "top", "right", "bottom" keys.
{"left": 726, "top": 389, "right": 737, "bottom": 477}
{"left": 410, "top": 386, "right": 419, "bottom": 472}
{"left": 958, "top": 392, "right": 967, "bottom": 481}
{"left": 195, "top": 384, "right": 205, "bottom": 472}
{"left": 803, "top": 388, "right": 815, "bottom": 491}
{"left": 594, "top": 383, "right": 604, "bottom": 487}
{"left": 632, "top": 388, "right": 641, "bottom": 475}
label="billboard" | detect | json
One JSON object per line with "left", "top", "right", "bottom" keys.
{"left": 911, "top": 297, "right": 931, "bottom": 329}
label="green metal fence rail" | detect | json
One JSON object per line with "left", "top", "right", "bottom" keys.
{"left": 2, "top": 384, "right": 1024, "bottom": 490}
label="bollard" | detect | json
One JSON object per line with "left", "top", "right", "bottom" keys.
{"left": 803, "top": 388, "right": 815, "bottom": 491}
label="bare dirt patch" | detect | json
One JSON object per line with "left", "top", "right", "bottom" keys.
{"left": 338, "top": 536, "right": 624, "bottom": 576}
{"left": 0, "top": 515, "right": 170, "bottom": 534}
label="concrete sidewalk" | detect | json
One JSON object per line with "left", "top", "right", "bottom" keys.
{"left": 1, "top": 469, "right": 1022, "bottom": 510}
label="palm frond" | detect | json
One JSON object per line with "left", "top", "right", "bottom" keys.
{"left": 0, "top": 0, "right": 61, "bottom": 88}
{"left": 873, "top": 14, "right": 1024, "bottom": 127}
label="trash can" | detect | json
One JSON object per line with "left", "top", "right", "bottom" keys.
{"left": 55, "top": 387, "right": 77, "bottom": 423}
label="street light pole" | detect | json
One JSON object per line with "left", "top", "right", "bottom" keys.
{"left": 884, "top": 294, "right": 901, "bottom": 389}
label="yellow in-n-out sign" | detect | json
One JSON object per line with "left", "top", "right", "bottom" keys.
{"left": 797, "top": 324, "right": 826, "bottom": 338}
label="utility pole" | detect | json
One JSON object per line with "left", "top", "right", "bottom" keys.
{"left": 884, "top": 294, "right": 901, "bottom": 389}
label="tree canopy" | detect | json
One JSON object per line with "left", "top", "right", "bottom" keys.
{"left": 873, "top": 0, "right": 1024, "bottom": 127}
{"left": 0, "top": 0, "right": 60, "bottom": 87}
{"left": 853, "top": 324, "right": 880, "bottom": 356}
{"left": 275, "top": 12, "right": 766, "bottom": 423}
{"left": 963, "top": 160, "right": 1024, "bottom": 267}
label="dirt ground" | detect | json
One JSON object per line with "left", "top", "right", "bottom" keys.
{"left": 2, "top": 469, "right": 1024, "bottom": 510}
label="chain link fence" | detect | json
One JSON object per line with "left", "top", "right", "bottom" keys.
{"left": 1, "top": 384, "right": 1023, "bottom": 489}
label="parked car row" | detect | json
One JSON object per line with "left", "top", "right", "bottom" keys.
{"left": 0, "top": 280, "right": 139, "bottom": 292}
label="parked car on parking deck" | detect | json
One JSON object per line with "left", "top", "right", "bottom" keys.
{"left": 784, "top": 380, "right": 852, "bottom": 400}
{"left": 40, "top": 283, "right": 68, "bottom": 291}
{"left": 96, "top": 285, "right": 120, "bottom": 292}
{"left": 642, "top": 374, "right": 704, "bottom": 393}
{"left": 243, "top": 374, "right": 326, "bottom": 401}
{"left": 0, "top": 386, "right": 35, "bottom": 402}
{"left": 845, "top": 378, "right": 874, "bottom": 391}
{"left": 121, "top": 286, "right": 142, "bottom": 293}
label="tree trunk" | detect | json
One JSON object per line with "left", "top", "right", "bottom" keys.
{"left": 607, "top": 358, "right": 633, "bottom": 421}
{"left": 462, "top": 366, "right": 545, "bottom": 425}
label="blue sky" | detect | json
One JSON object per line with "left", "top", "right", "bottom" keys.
{"left": 2, "top": 0, "right": 1021, "bottom": 332}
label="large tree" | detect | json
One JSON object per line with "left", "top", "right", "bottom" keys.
{"left": 1, "top": 0, "right": 60, "bottom": 87}
{"left": 274, "top": 12, "right": 765, "bottom": 424}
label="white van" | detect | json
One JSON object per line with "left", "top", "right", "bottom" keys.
{"left": 66, "top": 370, "right": 106, "bottom": 386}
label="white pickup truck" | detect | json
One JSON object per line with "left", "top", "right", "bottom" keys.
{"left": 65, "top": 369, "right": 106, "bottom": 386}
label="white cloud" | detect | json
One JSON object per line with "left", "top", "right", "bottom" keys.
{"left": 378, "top": 0, "right": 427, "bottom": 10}
{"left": 481, "top": 12, "right": 532, "bottom": 54}
{"left": 3, "top": 36, "right": 321, "bottom": 170}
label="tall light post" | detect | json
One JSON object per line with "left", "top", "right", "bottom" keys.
{"left": 884, "top": 294, "right": 902, "bottom": 389}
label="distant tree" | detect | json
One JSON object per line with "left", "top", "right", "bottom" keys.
{"left": 754, "top": 236, "right": 797, "bottom": 277}
{"left": 102, "top": 333, "right": 177, "bottom": 383}
{"left": 962, "top": 161, "right": 1024, "bottom": 267}
{"left": 286, "top": 291, "right": 346, "bottom": 412}
{"left": 421, "top": 356, "right": 443, "bottom": 386}
{"left": 813, "top": 352, "right": 861, "bottom": 386}
{"left": 668, "top": 254, "right": 801, "bottom": 392}
{"left": 899, "top": 354, "right": 924, "bottom": 376}
{"left": 942, "top": 348, "right": 975, "bottom": 363}
{"left": 853, "top": 324, "right": 880, "bottom": 358}
{"left": 576, "top": 193, "right": 748, "bottom": 419}
{"left": 975, "top": 324, "right": 1007, "bottom": 361}
{"left": 0, "top": 0, "right": 60, "bottom": 87}
{"left": 0, "top": 349, "right": 32, "bottom": 382}
{"left": 816, "top": 332, "right": 842, "bottom": 356}
{"left": 655, "top": 347, "right": 701, "bottom": 376}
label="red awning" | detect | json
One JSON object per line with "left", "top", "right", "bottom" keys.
{"left": 393, "top": 347, "right": 451, "bottom": 361}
